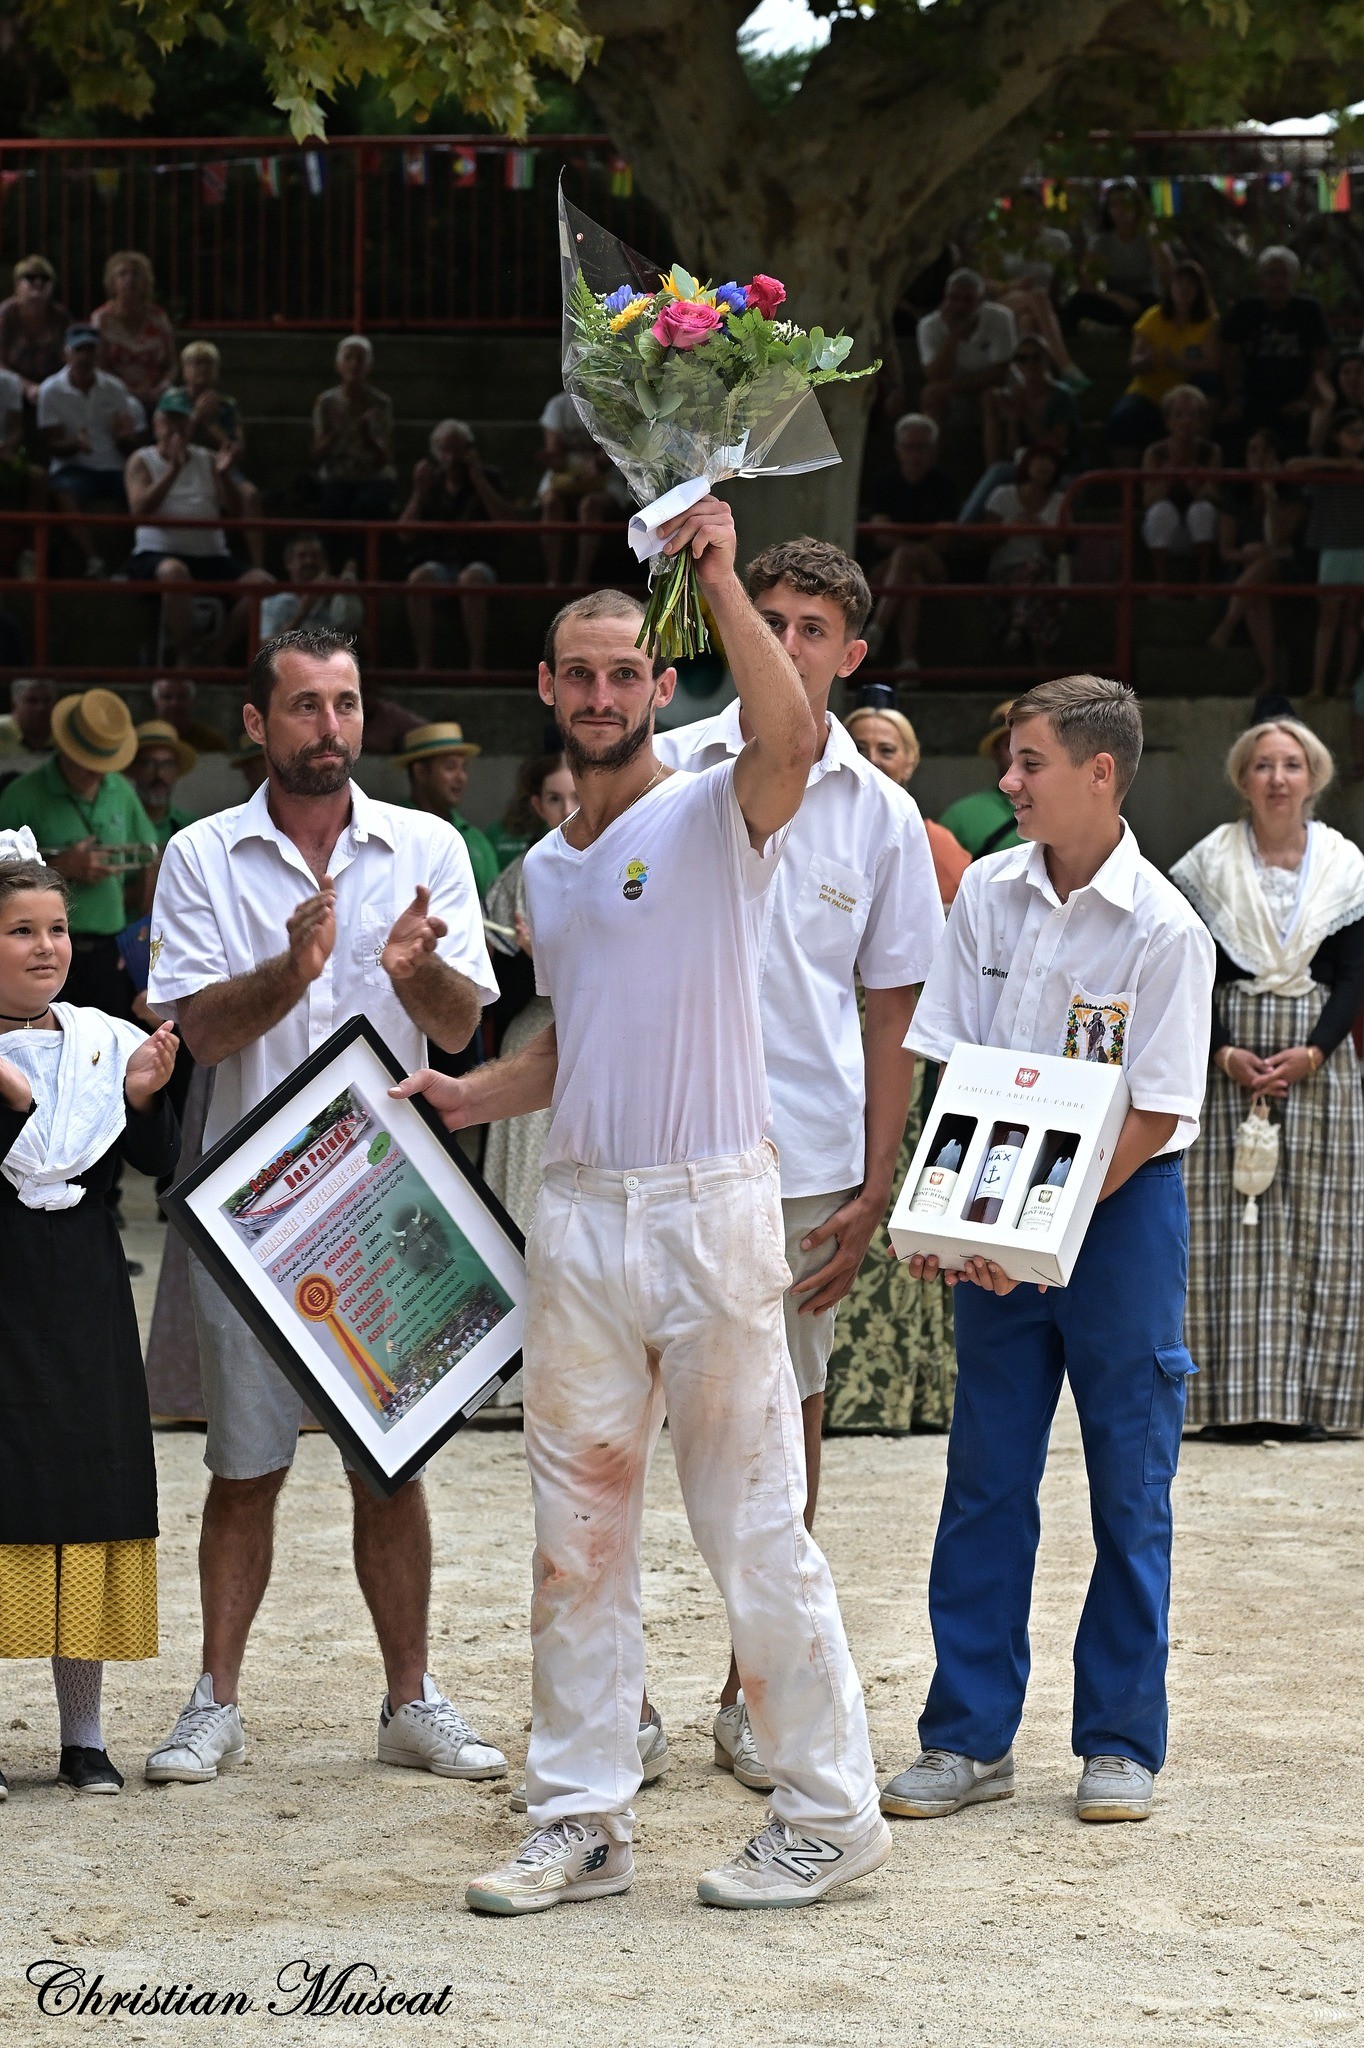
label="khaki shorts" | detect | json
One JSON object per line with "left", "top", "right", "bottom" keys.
{"left": 781, "top": 1189, "right": 857, "bottom": 1401}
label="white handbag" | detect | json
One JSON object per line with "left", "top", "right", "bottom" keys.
{"left": 1232, "top": 1095, "right": 1280, "bottom": 1226}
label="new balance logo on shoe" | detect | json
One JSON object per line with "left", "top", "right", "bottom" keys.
{"left": 770, "top": 1835, "right": 844, "bottom": 1884}
{"left": 581, "top": 1844, "right": 611, "bottom": 1873}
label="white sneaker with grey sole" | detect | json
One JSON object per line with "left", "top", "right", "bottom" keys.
{"left": 697, "top": 1812, "right": 892, "bottom": 1909}
{"left": 712, "top": 1695, "right": 774, "bottom": 1793}
{"left": 144, "top": 1674, "right": 246, "bottom": 1785}
{"left": 880, "top": 1747, "right": 1015, "bottom": 1818}
{"left": 1076, "top": 1754, "right": 1153, "bottom": 1822}
{"left": 466, "top": 1819, "right": 634, "bottom": 1915}
{"left": 509, "top": 1704, "right": 668, "bottom": 1813}
{"left": 377, "top": 1673, "right": 506, "bottom": 1780}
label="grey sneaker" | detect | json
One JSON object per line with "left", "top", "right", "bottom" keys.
{"left": 697, "top": 1811, "right": 892, "bottom": 1909}
{"left": 880, "top": 1747, "right": 1014, "bottom": 1819}
{"left": 1076, "top": 1754, "right": 1153, "bottom": 1822}
{"left": 509, "top": 1705, "right": 669, "bottom": 1814}
{"left": 713, "top": 1695, "right": 774, "bottom": 1793}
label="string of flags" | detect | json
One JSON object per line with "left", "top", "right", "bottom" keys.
{"left": 0, "top": 145, "right": 633, "bottom": 205}
{"left": 1015, "top": 168, "right": 1357, "bottom": 219}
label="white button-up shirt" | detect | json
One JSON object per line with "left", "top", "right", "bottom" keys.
{"left": 909, "top": 822, "right": 1215, "bottom": 1150}
{"left": 656, "top": 705, "right": 944, "bottom": 1196}
{"left": 149, "top": 781, "right": 498, "bottom": 1150}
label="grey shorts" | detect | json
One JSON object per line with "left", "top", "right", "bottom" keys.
{"left": 781, "top": 1189, "right": 857, "bottom": 1401}
{"left": 189, "top": 1253, "right": 356, "bottom": 1480}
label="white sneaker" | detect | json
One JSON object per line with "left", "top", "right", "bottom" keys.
{"left": 509, "top": 1705, "right": 669, "bottom": 1813}
{"left": 144, "top": 1674, "right": 246, "bottom": 1784}
{"left": 377, "top": 1673, "right": 506, "bottom": 1780}
{"left": 697, "top": 1811, "right": 892, "bottom": 1909}
{"left": 1076, "top": 1754, "right": 1154, "bottom": 1822}
{"left": 466, "top": 1819, "right": 634, "bottom": 1915}
{"left": 712, "top": 1694, "right": 774, "bottom": 1793}
{"left": 880, "top": 1747, "right": 1014, "bottom": 1818}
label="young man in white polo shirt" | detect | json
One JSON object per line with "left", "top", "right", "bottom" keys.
{"left": 880, "top": 675, "right": 1215, "bottom": 1826}
{"left": 144, "top": 623, "right": 507, "bottom": 1788}
{"left": 656, "top": 538, "right": 942, "bottom": 1790}
{"left": 396, "top": 497, "right": 890, "bottom": 1913}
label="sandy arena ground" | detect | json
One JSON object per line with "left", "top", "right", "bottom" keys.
{"left": 1, "top": 1172, "right": 1361, "bottom": 2048}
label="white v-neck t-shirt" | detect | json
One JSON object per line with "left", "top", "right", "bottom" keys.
{"left": 524, "top": 760, "right": 782, "bottom": 1171}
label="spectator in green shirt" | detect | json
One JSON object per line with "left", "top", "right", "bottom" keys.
{"left": 0, "top": 687, "right": 155, "bottom": 1015}
{"left": 487, "top": 748, "right": 573, "bottom": 871}
{"left": 128, "top": 718, "right": 197, "bottom": 850}
{"left": 394, "top": 721, "right": 499, "bottom": 900}
{"left": 939, "top": 699, "right": 1023, "bottom": 859}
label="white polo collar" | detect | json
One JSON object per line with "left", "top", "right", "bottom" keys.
{"left": 228, "top": 778, "right": 395, "bottom": 853}
{"left": 990, "top": 818, "right": 1139, "bottom": 912}
{"left": 706, "top": 700, "right": 869, "bottom": 788}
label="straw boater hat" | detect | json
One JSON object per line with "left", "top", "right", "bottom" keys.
{"left": 977, "top": 699, "right": 1016, "bottom": 759}
{"left": 135, "top": 718, "right": 196, "bottom": 779}
{"left": 393, "top": 721, "right": 481, "bottom": 768}
{"left": 230, "top": 733, "right": 263, "bottom": 770}
{"left": 51, "top": 689, "right": 138, "bottom": 776}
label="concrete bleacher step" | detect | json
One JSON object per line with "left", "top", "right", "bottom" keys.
{"left": 198, "top": 331, "right": 563, "bottom": 424}
{"left": 1136, "top": 643, "right": 1262, "bottom": 695}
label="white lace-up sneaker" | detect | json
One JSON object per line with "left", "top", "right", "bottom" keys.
{"left": 465, "top": 1819, "right": 634, "bottom": 1915}
{"left": 1076, "top": 1754, "right": 1154, "bottom": 1822}
{"left": 377, "top": 1674, "right": 506, "bottom": 1780}
{"left": 880, "top": 1747, "right": 1015, "bottom": 1819}
{"left": 697, "top": 1811, "right": 892, "bottom": 1909}
{"left": 509, "top": 1705, "right": 669, "bottom": 1814}
{"left": 144, "top": 1674, "right": 246, "bottom": 1784}
{"left": 712, "top": 1695, "right": 774, "bottom": 1793}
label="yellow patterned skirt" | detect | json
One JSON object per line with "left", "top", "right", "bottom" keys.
{"left": 0, "top": 1540, "right": 158, "bottom": 1660}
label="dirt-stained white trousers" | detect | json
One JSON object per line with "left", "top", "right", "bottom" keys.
{"left": 521, "top": 1142, "right": 879, "bottom": 1843}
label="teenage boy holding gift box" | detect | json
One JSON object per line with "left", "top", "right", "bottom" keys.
{"left": 882, "top": 675, "right": 1215, "bottom": 1826}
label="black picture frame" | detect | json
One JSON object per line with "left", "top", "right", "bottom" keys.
{"left": 163, "top": 1016, "right": 526, "bottom": 1497}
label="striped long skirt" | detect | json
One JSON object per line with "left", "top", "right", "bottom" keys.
{"left": 1184, "top": 983, "right": 1364, "bottom": 1432}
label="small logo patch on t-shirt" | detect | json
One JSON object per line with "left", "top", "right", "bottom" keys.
{"left": 1064, "top": 987, "right": 1131, "bottom": 1064}
{"left": 622, "top": 858, "right": 649, "bottom": 901}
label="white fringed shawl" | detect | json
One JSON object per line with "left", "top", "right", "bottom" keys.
{"left": 1171, "top": 820, "right": 1364, "bottom": 996}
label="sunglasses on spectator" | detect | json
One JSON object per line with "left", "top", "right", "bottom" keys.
{"left": 18, "top": 275, "right": 52, "bottom": 289}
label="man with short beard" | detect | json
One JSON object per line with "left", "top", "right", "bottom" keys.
{"left": 395, "top": 499, "right": 890, "bottom": 1915}
{"left": 143, "top": 624, "right": 507, "bottom": 1788}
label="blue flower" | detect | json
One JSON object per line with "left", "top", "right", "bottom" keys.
{"left": 603, "top": 285, "right": 636, "bottom": 314}
{"left": 714, "top": 281, "right": 748, "bottom": 314}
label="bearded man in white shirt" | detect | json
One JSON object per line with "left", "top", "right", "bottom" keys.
{"left": 655, "top": 538, "right": 943, "bottom": 1792}
{"left": 143, "top": 623, "right": 507, "bottom": 1789}
{"left": 395, "top": 498, "right": 890, "bottom": 1914}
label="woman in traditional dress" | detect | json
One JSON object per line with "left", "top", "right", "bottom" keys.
{"left": 1172, "top": 719, "right": 1364, "bottom": 1437}
{"left": 0, "top": 831, "right": 178, "bottom": 1796}
{"left": 824, "top": 707, "right": 962, "bottom": 1435}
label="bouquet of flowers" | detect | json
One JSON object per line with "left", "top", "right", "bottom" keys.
{"left": 558, "top": 190, "right": 877, "bottom": 659}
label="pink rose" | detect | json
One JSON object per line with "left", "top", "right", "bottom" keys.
{"left": 651, "top": 299, "right": 724, "bottom": 350}
{"left": 746, "top": 274, "right": 787, "bottom": 318}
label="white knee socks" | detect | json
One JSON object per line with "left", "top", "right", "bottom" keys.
{"left": 51, "top": 1657, "right": 104, "bottom": 1751}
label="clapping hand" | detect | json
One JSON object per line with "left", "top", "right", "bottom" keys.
{"left": 381, "top": 886, "right": 447, "bottom": 982}
{"left": 124, "top": 1020, "right": 178, "bottom": 1112}
{"left": 287, "top": 879, "right": 336, "bottom": 985}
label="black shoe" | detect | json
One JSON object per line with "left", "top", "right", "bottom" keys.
{"left": 58, "top": 1746, "right": 123, "bottom": 1795}
{"left": 0, "top": 1764, "right": 8, "bottom": 1801}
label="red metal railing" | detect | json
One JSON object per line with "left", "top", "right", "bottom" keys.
{"left": 0, "top": 470, "right": 1344, "bottom": 690}
{"left": 0, "top": 135, "right": 665, "bottom": 332}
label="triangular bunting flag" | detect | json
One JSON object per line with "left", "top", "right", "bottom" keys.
{"left": 257, "top": 157, "right": 280, "bottom": 198}
{"left": 504, "top": 149, "right": 535, "bottom": 192}
{"left": 201, "top": 160, "right": 228, "bottom": 207}
{"left": 402, "top": 148, "right": 428, "bottom": 189}
{"left": 304, "top": 151, "right": 327, "bottom": 197}
{"left": 609, "top": 156, "right": 633, "bottom": 199}
{"left": 92, "top": 168, "right": 120, "bottom": 202}
{"left": 452, "top": 151, "right": 477, "bottom": 188}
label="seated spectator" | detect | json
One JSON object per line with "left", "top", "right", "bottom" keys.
{"left": 393, "top": 722, "right": 500, "bottom": 898}
{"left": 92, "top": 251, "right": 176, "bottom": 413}
{"left": 984, "top": 442, "right": 1067, "bottom": 656}
{"left": 1286, "top": 410, "right": 1364, "bottom": 699}
{"left": 400, "top": 420, "right": 510, "bottom": 672}
{"left": 10, "top": 676, "right": 52, "bottom": 754}
{"left": 916, "top": 270, "right": 1017, "bottom": 463}
{"left": 356, "top": 678, "right": 421, "bottom": 756}
{"left": 1062, "top": 178, "right": 1168, "bottom": 333}
{"left": 1141, "top": 385, "right": 1223, "bottom": 583}
{"left": 129, "top": 719, "right": 196, "bottom": 849}
{"left": 258, "top": 530, "right": 365, "bottom": 644}
{"left": 37, "top": 326, "right": 146, "bottom": 575}
{"left": 0, "top": 357, "right": 44, "bottom": 575}
{"left": 959, "top": 336, "right": 1084, "bottom": 523}
{"left": 176, "top": 340, "right": 265, "bottom": 568}
{"left": 939, "top": 702, "right": 1021, "bottom": 857}
{"left": 150, "top": 675, "right": 228, "bottom": 755}
{"left": 0, "top": 255, "right": 73, "bottom": 407}
{"left": 1308, "top": 348, "right": 1364, "bottom": 454}
{"left": 844, "top": 705, "right": 970, "bottom": 904}
{"left": 1223, "top": 247, "right": 1332, "bottom": 455}
{"left": 488, "top": 748, "right": 578, "bottom": 870}
{"left": 123, "top": 391, "right": 272, "bottom": 666}
{"left": 1209, "top": 429, "right": 1305, "bottom": 693}
{"left": 862, "top": 412, "right": 958, "bottom": 675}
{"left": 1109, "top": 260, "right": 1222, "bottom": 461}
{"left": 979, "top": 194, "right": 1087, "bottom": 390}
{"left": 311, "top": 335, "right": 396, "bottom": 524}
{"left": 537, "top": 389, "right": 630, "bottom": 586}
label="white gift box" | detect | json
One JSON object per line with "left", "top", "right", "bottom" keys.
{"left": 889, "top": 1045, "right": 1131, "bottom": 1287}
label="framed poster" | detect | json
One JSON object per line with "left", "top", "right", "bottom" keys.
{"left": 164, "top": 1017, "right": 526, "bottom": 1496}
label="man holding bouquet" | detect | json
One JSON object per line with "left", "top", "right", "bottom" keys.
{"left": 394, "top": 497, "right": 891, "bottom": 1914}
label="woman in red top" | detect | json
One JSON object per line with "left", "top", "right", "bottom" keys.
{"left": 91, "top": 252, "right": 175, "bottom": 412}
